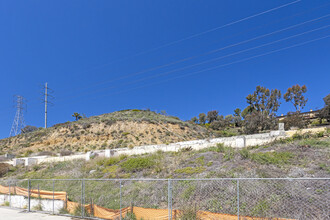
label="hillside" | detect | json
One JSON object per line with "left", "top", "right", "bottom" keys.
{"left": 0, "top": 110, "right": 214, "bottom": 157}
{"left": 0, "top": 130, "right": 329, "bottom": 219}
{"left": 2, "top": 130, "right": 329, "bottom": 180}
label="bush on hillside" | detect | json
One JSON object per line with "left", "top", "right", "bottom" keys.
{"left": 120, "top": 157, "right": 155, "bottom": 172}
{"left": 283, "top": 112, "right": 308, "bottom": 130}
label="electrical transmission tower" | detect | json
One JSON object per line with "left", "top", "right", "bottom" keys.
{"left": 42, "top": 82, "right": 54, "bottom": 128}
{"left": 9, "top": 95, "right": 26, "bottom": 137}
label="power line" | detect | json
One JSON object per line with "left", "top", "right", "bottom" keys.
{"left": 58, "top": 18, "right": 330, "bottom": 102}
{"left": 61, "top": 0, "right": 304, "bottom": 92}
{"left": 67, "top": 34, "right": 330, "bottom": 103}
{"left": 111, "top": 24, "right": 330, "bottom": 87}
{"left": 125, "top": 0, "right": 302, "bottom": 56}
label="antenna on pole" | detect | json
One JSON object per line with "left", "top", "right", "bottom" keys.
{"left": 42, "top": 82, "right": 54, "bottom": 128}
{"left": 9, "top": 95, "right": 26, "bottom": 137}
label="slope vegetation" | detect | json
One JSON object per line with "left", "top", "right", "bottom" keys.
{"left": 0, "top": 110, "right": 214, "bottom": 156}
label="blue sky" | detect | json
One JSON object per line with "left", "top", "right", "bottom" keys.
{"left": 0, "top": 0, "right": 329, "bottom": 139}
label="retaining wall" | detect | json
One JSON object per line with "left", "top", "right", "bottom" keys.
{"left": 7, "top": 126, "right": 327, "bottom": 167}
{"left": 0, "top": 194, "right": 64, "bottom": 213}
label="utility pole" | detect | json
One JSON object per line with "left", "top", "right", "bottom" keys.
{"left": 42, "top": 82, "right": 54, "bottom": 128}
{"left": 9, "top": 95, "right": 26, "bottom": 137}
{"left": 45, "top": 82, "right": 48, "bottom": 128}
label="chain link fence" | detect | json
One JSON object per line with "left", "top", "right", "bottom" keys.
{"left": 0, "top": 178, "right": 329, "bottom": 220}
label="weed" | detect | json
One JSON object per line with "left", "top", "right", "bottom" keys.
{"left": 122, "top": 212, "right": 137, "bottom": 220}
{"left": 32, "top": 203, "right": 43, "bottom": 211}
{"left": 2, "top": 201, "right": 10, "bottom": 206}
{"left": 206, "top": 161, "right": 213, "bottom": 167}
{"left": 196, "top": 156, "right": 205, "bottom": 166}
{"left": 239, "top": 148, "right": 250, "bottom": 159}
{"left": 180, "top": 146, "right": 193, "bottom": 152}
{"left": 319, "top": 163, "right": 330, "bottom": 173}
{"left": 178, "top": 206, "right": 201, "bottom": 220}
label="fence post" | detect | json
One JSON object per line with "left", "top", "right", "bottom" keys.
{"left": 53, "top": 180, "right": 55, "bottom": 215}
{"left": 120, "top": 180, "right": 122, "bottom": 220}
{"left": 28, "top": 179, "right": 31, "bottom": 212}
{"left": 81, "top": 179, "right": 85, "bottom": 217}
{"left": 8, "top": 181, "right": 11, "bottom": 207}
{"left": 237, "top": 179, "right": 240, "bottom": 220}
{"left": 168, "top": 179, "right": 172, "bottom": 220}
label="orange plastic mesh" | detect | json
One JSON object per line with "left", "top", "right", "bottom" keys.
{"left": 0, "top": 184, "right": 296, "bottom": 220}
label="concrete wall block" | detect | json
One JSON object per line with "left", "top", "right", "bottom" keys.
{"left": 13, "top": 159, "right": 25, "bottom": 167}
{"left": 235, "top": 137, "right": 246, "bottom": 148}
{"left": 85, "top": 152, "right": 91, "bottom": 161}
{"left": 25, "top": 158, "right": 38, "bottom": 166}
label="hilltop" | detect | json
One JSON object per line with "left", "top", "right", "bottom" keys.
{"left": 0, "top": 110, "right": 214, "bottom": 157}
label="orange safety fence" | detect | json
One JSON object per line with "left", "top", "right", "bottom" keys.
{"left": 0, "top": 184, "right": 296, "bottom": 220}
{"left": 0, "top": 185, "right": 67, "bottom": 200}
{"left": 93, "top": 205, "right": 130, "bottom": 219}
{"left": 66, "top": 200, "right": 92, "bottom": 215}
{"left": 0, "top": 185, "right": 15, "bottom": 194}
{"left": 133, "top": 207, "right": 175, "bottom": 220}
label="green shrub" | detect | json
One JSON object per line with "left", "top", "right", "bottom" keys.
{"left": 120, "top": 157, "right": 155, "bottom": 172}
{"left": 206, "top": 161, "right": 213, "bottom": 167}
{"left": 239, "top": 148, "right": 250, "bottom": 159}
{"left": 102, "top": 165, "right": 119, "bottom": 174}
{"left": 103, "top": 157, "right": 121, "bottom": 166}
{"left": 317, "top": 131, "right": 324, "bottom": 137}
{"left": 299, "top": 138, "right": 330, "bottom": 148}
{"left": 178, "top": 206, "right": 201, "bottom": 220}
{"left": 174, "top": 167, "right": 206, "bottom": 174}
{"left": 196, "top": 156, "right": 205, "bottom": 166}
{"left": 250, "top": 151, "right": 294, "bottom": 165}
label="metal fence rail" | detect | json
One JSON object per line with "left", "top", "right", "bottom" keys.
{"left": 0, "top": 178, "right": 329, "bottom": 220}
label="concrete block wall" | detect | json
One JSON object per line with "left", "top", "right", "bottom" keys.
{"left": 99, "top": 130, "right": 286, "bottom": 159}
{"left": 0, "top": 194, "right": 64, "bottom": 213}
{"left": 10, "top": 126, "right": 303, "bottom": 166}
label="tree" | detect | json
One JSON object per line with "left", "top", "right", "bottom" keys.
{"left": 209, "top": 115, "right": 225, "bottom": 130}
{"left": 160, "top": 110, "right": 168, "bottom": 116}
{"left": 233, "top": 108, "right": 242, "bottom": 127}
{"left": 72, "top": 112, "right": 82, "bottom": 121}
{"left": 21, "top": 125, "right": 38, "bottom": 133}
{"left": 206, "top": 110, "right": 218, "bottom": 123}
{"left": 246, "top": 86, "right": 281, "bottom": 114}
{"left": 319, "top": 94, "right": 330, "bottom": 122}
{"left": 224, "top": 115, "right": 234, "bottom": 127}
{"left": 244, "top": 86, "right": 281, "bottom": 133}
{"left": 191, "top": 116, "right": 198, "bottom": 124}
{"left": 244, "top": 111, "right": 277, "bottom": 134}
{"left": 284, "top": 85, "right": 308, "bottom": 112}
{"left": 198, "top": 113, "right": 206, "bottom": 125}
{"left": 233, "top": 108, "right": 241, "bottom": 117}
